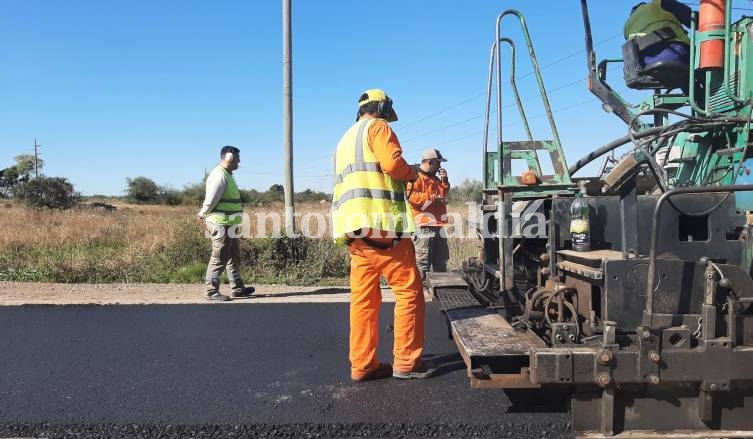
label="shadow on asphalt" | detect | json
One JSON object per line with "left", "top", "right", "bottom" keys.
{"left": 422, "top": 352, "right": 466, "bottom": 377}
{"left": 421, "top": 352, "right": 569, "bottom": 413}
{"left": 504, "top": 388, "right": 569, "bottom": 413}
{"left": 233, "top": 287, "right": 350, "bottom": 299}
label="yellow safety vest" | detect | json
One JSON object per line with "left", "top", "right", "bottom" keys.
{"left": 331, "top": 118, "right": 414, "bottom": 240}
{"left": 205, "top": 167, "right": 243, "bottom": 225}
{"left": 624, "top": 0, "right": 689, "bottom": 45}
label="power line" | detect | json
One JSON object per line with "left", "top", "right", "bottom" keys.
{"left": 397, "top": 92, "right": 488, "bottom": 131}
{"left": 299, "top": 174, "right": 334, "bottom": 178}
{"left": 307, "top": 96, "right": 609, "bottom": 177}
{"left": 681, "top": 2, "right": 753, "bottom": 11}
{"left": 515, "top": 33, "right": 622, "bottom": 80}
{"left": 315, "top": 77, "right": 621, "bottom": 174}
{"left": 402, "top": 64, "right": 623, "bottom": 145}
{"left": 396, "top": 32, "right": 623, "bottom": 132}
{"left": 317, "top": 30, "right": 628, "bottom": 175}
{"left": 430, "top": 96, "right": 602, "bottom": 148}
{"left": 402, "top": 75, "right": 592, "bottom": 143}
{"left": 308, "top": 77, "right": 590, "bottom": 170}
{"left": 434, "top": 83, "right": 634, "bottom": 150}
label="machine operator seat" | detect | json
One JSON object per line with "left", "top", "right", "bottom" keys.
{"left": 622, "top": 37, "right": 690, "bottom": 92}
{"left": 630, "top": 59, "right": 689, "bottom": 91}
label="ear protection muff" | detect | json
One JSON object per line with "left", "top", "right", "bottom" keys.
{"left": 377, "top": 97, "right": 398, "bottom": 122}
{"left": 377, "top": 98, "right": 392, "bottom": 119}
{"left": 356, "top": 99, "right": 392, "bottom": 121}
{"left": 356, "top": 90, "right": 398, "bottom": 122}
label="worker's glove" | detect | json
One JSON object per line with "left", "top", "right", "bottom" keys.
{"left": 438, "top": 168, "right": 448, "bottom": 181}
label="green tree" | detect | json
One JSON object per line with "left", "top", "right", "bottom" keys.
{"left": 174, "top": 181, "right": 331, "bottom": 207}
{"left": 446, "top": 179, "right": 484, "bottom": 204}
{"left": 13, "top": 154, "right": 40, "bottom": 178}
{"left": 265, "top": 184, "right": 285, "bottom": 203}
{"left": 296, "top": 188, "right": 331, "bottom": 203}
{"left": 14, "top": 176, "right": 79, "bottom": 209}
{"left": 180, "top": 182, "right": 206, "bottom": 205}
{"left": 125, "top": 176, "right": 160, "bottom": 204}
{"left": 0, "top": 155, "right": 44, "bottom": 198}
{"left": 158, "top": 187, "right": 182, "bottom": 206}
{"left": 240, "top": 188, "right": 263, "bottom": 206}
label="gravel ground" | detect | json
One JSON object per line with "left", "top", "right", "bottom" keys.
{"left": 0, "top": 282, "right": 363, "bottom": 305}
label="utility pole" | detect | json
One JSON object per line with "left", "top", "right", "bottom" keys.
{"left": 282, "top": 0, "right": 296, "bottom": 234}
{"left": 33, "top": 139, "right": 40, "bottom": 179}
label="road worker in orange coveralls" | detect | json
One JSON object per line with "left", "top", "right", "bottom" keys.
{"left": 407, "top": 148, "right": 451, "bottom": 295}
{"left": 331, "top": 89, "right": 435, "bottom": 381}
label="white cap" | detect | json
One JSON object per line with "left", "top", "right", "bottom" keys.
{"left": 421, "top": 148, "right": 447, "bottom": 162}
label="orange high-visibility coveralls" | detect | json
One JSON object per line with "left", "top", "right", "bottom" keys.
{"left": 407, "top": 171, "right": 451, "bottom": 227}
{"left": 345, "top": 117, "right": 424, "bottom": 380}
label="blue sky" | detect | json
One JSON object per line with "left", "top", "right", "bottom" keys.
{"left": 0, "top": 1, "right": 748, "bottom": 196}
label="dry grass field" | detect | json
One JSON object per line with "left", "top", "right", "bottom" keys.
{"left": 0, "top": 201, "right": 480, "bottom": 285}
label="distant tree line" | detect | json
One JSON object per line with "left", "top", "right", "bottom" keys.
{"left": 125, "top": 177, "right": 332, "bottom": 206}
{"left": 124, "top": 176, "right": 485, "bottom": 206}
{"left": 0, "top": 155, "right": 79, "bottom": 208}
{"left": 0, "top": 151, "right": 483, "bottom": 209}
{"left": 445, "top": 178, "right": 484, "bottom": 204}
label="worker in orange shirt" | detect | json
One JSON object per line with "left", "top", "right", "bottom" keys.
{"left": 407, "top": 148, "right": 451, "bottom": 293}
{"left": 331, "top": 89, "right": 435, "bottom": 381}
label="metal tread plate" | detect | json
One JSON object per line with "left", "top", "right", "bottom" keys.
{"left": 446, "top": 306, "right": 546, "bottom": 358}
{"left": 435, "top": 288, "right": 482, "bottom": 312}
{"left": 426, "top": 272, "right": 469, "bottom": 290}
{"left": 451, "top": 308, "right": 546, "bottom": 357}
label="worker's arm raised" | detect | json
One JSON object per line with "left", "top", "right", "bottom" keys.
{"left": 368, "top": 119, "right": 418, "bottom": 182}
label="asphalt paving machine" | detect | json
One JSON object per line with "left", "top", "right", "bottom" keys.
{"left": 429, "top": 1, "right": 753, "bottom": 437}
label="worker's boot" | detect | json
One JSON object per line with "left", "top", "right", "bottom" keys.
{"left": 351, "top": 363, "right": 393, "bottom": 382}
{"left": 207, "top": 292, "right": 230, "bottom": 302}
{"left": 231, "top": 286, "right": 256, "bottom": 298}
{"left": 393, "top": 363, "right": 436, "bottom": 379}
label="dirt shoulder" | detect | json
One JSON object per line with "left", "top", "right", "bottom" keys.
{"left": 0, "top": 282, "right": 368, "bottom": 305}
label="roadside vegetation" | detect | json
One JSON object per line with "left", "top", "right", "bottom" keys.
{"left": 0, "top": 155, "right": 482, "bottom": 285}
{"left": 0, "top": 202, "right": 343, "bottom": 285}
{"left": 0, "top": 201, "right": 479, "bottom": 285}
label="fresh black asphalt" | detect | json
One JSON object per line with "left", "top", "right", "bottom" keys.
{"left": 0, "top": 301, "right": 571, "bottom": 438}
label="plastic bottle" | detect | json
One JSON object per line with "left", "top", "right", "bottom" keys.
{"left": 570, "top": 181, "right": 591, "bottom": 252}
